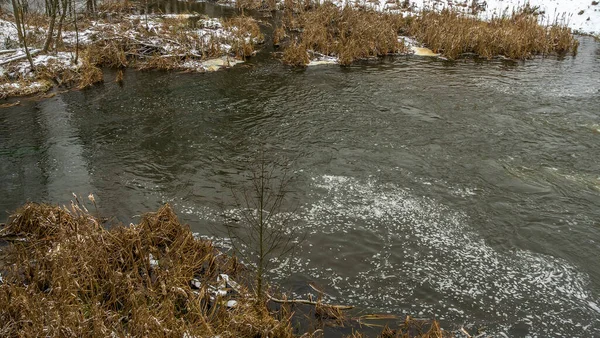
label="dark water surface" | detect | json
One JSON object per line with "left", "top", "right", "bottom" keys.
{"left": 1, "top": 27, "right": 600, "bottom": 336}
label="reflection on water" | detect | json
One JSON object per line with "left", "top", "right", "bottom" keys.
{"left": 148, "top": 0, "right": 237, "bottom": 18}
{"left": 39, "top": 96, "right": 93, "bottom": 202}
{"left": 1, "top": 28, "right": 599, "bottom": 336}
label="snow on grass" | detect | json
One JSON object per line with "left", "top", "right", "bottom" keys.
{"left": 59, "top": 14, "right": 255, "bottom": 60}
{"left": 0, "top": 14, "right": 258, "bottom": 98}
{"left": 0, "top": 19, "right": 20, "bottom": 50}
{"left": 357, "top": 0, "right": 600, "bottom": 35}
{"left": 401, "top": 0, "right": 600, "bottom": 35}
{"left": 180, "top": 56, "right": 244, "bottom": 71}
{"left": 0, "top": 79, "right": 53, "bottom": 98}
{"left": 220, "top": 0, "right": 600, "bottom": 35}
{"left": 386, "top": 0, "right": 600, "bottom": 35}
{"left": 483, "top": 0, "right": 600, "bottom": 35}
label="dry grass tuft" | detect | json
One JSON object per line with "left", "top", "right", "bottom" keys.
{"left": 279, "top": 3, "right": 578, "bottom": 65}
{"left": 282, "top": 40, "right": 310, "bottom": 66}
{"left": 223, "top": 16, "right": 265, "bottom": 58}
{"left": 0, "top": 203, "right": 294, "bottom": 338}
{"left": 30, "top": 51, "right": 103, "bottom": 89}
{"left": 77, "top": 51, "right": 104, "bottom": 89}
{"left": 283, "top": 4, "right": 408, "bottom": 66}
{"left": 87, "top": 40, "right": 129, "bottom": 68}
{"left": 371, "top": 316, "right": 452, "bottom": 338}
{"left": 409, "top": 8, "right": 579, "bottom": 60}
{"left": 0, "top": 79, "right": 53, "bottom": 99}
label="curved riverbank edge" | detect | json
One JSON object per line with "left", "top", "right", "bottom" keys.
{"left": 0, "top": 202, "right": 462, "bottom": 337}
{"left": 0, "top": 11, "right": 262, "bottom": 100}
{"left": 1, "top": 0, "right": 588, "bottom": 101}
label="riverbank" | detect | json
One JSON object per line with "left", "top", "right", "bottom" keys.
{"left": 0, "top": 202, "right": 455, "bottom": 337}
{"left": 0, "top": 0, "right": 587, "bottom": 100}
{"left": 0, "top": 9, "right": 263, "bottom": 99}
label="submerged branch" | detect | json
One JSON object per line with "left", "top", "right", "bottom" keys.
{"left": 267, "top": 294, "right": 354, "bottom": 310}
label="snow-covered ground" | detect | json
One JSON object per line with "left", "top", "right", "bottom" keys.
{"left": 427, "top": 0, "right": 600, "bottom": 35}
{"left": 0, "top": 19, "right": 19, "bottom": 50}
{"left": 349, "top": 0, "right": 600, "bottom": 35}
{"left": 1, "top": 0, "right": 599, "bottom": 97}
{"left": 215, "top": 0, "right": 600, "bottom": 35}
{"left": 0, "top": 14, "right": 263, "bottom": 98}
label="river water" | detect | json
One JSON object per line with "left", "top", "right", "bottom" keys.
{"left": 1, "top": 11, "right": 600, "bottom": 336}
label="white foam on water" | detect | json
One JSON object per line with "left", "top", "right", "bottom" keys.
{"left": 173, "top": 174, "right": 599, "bottom": 335}
{"left": 294, "top": 175, "right": 599, "bottom": 336}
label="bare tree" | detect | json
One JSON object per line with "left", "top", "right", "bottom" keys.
{"left": 42, "top": 0, "right": 59, "bottom": 52}
{"left": 223, "top": 151, "right": 303, "bottom": 298}
{"left": 53, "top": 0, "right": 69, "bottom": 50}
{"left": 71, "top": 0, "right": 79, "bottom": 63}
{"left": 86, "top": 0, "right": 96, "bottom": 16}
{"left": 11, "top": 0, "right": 35, "bottom": 70}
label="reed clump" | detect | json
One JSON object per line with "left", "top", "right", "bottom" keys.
{"left": 0, "top": 79, "right": 53, "bottom": 99}
{"left": 345, "top": 316, "right": 451, "bottom": 338}
{"left": 282, "top": 40, "right": 310, "bottom": 66}
{"left": 282, "top": 4, "right": 408, "bottom": 66}
{"left": 0, "top": 203, "right": 294, "bottom": 337}
{"left": 409, "top": 8, "right": 579, "bottom": 60}
{"left": 223, "top": 15, "right": 265, "bottom": 58}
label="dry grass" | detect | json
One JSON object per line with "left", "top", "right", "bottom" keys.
{"left": 273, "top": 25, "right": 287, "bottom": 46}
{"left": 278, "top": 2, "right": 579, "bottom": 65}
{"left": 0, "top": 202, "right": 456, "bottom": 337}
{"left": 409, "top": 8, "right": 579, "bottom": 60}
{"left": 348, "top": 316, "right": 451, "bottom": 338}
{"left": 282, "top": 40, "right": 310, "bottom": 66}
{"left": 25, "top": 51, "right": 103, "bottom": 90}
{"left": 283, "top": 4, "right": 408, "bottom": 66}
{"left": 0, "top": 203, "right": 294, "bottom": 337}
{"left": 0, "top": 79, "right": 53, "bottom": 99}
{"left": 86, "top": 39, "right": 129, "bottom": 68}
{"left": 1, "top": 12, "right": 266, "bottom": 99}
{"left": 76, "top": 51, "right": 104, "bottom": 89}
{"left": 223, "top": 15, "right": 265, "bottom": 58}
{"left": 82, "top": 14, "right": 262, "bottom": 68}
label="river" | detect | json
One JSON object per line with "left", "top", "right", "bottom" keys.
{"left": 1, "top": 9, "right": 599, "bottom": 336}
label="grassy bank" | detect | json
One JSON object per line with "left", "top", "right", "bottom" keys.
{"left": 0, "top": 1, "right": 581, "bottom": 98}
{"left": 0, "top": 202, "right": 452, "bottom": 337}
{"left": 0, "top": 10, "right": 263, "bottom": 99}
{"left": 276, "top": 2, "right": 579, "bottom": 66}
{"left": 408, "top": 8, "right": 578, "bottom": 60}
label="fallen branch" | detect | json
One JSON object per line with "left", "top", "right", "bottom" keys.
{"left": 0, "top": 49, "right": 19, "bottom": 55}
{"left": 0, "top": 49, "right": 41, "bottom": 66}
{"left": 267, "top": 294, "right": 354, "bottom": 310}
{"left": 0, "top": 101, "right": 21, "bottom": 108}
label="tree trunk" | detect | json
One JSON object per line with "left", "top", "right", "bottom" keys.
{"left": 54, "top": 0, "right": 69, "bottom": 50}
{"left": 86, "top": 0, "right": 96, "bottom": 16}
{"left": 43, "top": 0, "right": 59, "bottom": 53}
{"left": 11, "top": 0, "right": 35, "bottom": 71}
{"left": 72, "top": 0, "right": 79, "bottom": 64}
{"left": 11, "top": 0, "right": 24, "bottom": 44}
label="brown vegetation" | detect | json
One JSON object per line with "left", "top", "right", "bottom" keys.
{"left": 283, "top": 40, "right": 310, "bottom": 66}
{"left": 0, "top": 12, "right": 264, "bottom": 98}
{"left": 282, "top": 4, "right": 408, "bottom": 65}
{"left": 80, "top": 14, "right": 262, "bottom": 69}
{"left": 0, "top": 202, "right": 455, "bottom": 337}
{"left": 408, "top": 8, "right": 579, "bottom": 60}
{"left": 223, "top": 15, "right": 265, "bottom": 58}
{"left": 276, "top": 3, "right": 579, "bottom": 66}
{"left": 0, "top": 79, "right": 53, "bottom": 99}
{"left": 0, "top": 203, "right": 294, "bottom": 337}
